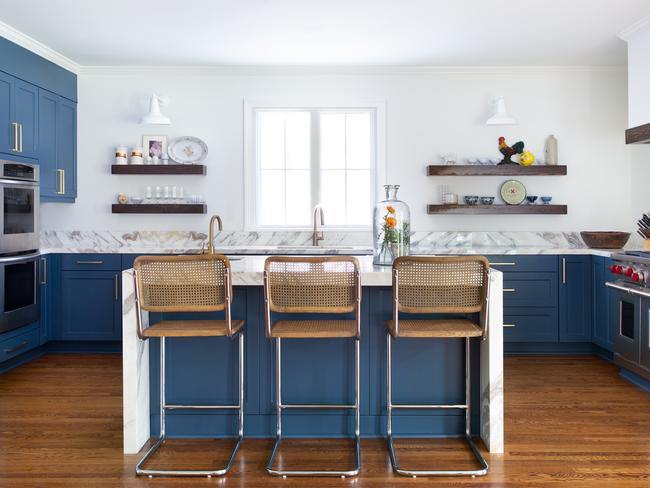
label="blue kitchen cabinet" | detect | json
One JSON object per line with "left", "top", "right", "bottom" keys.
{"left": 0, "top": 71, "right": 12, "bottom": 154}
{"left": 559, "top": 255, "right": 593, "bottom": 342}
{"left": 13, "top": 79, "right": 38, "bottom": 159}
{"left": 592, "top": 256, "right": 615, "bottom": 352}
{"left": 59, "top": 269, "right": 122, "bottom": 341}
{"left": 38, "top": 254, "right": 53, "bottom": 345}
{"left": 38, "top": 89, "right": 77, "bottom": 201}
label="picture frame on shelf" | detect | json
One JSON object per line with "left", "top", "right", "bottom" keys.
{"left": 142, "top": 135, "right": 168, "bottom": 159}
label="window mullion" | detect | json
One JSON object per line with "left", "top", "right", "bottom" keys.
{"left": 311, "top": 110, "right": 321, "bottom": 211}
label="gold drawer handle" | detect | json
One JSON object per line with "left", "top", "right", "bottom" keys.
{"left": 114, "top": 274, "right": 119, "bottom": 301}
{"left": 503, "top": 324, "right": 516, "bottom": 328}
{"left": 491, "top": 262, "right": 516, "bottom": 266}
{"left": 4, "top": 340, "right": 28, "bottom": 353}
{"left": 56, "top": 169, "right": 65, "bottom": 195}
{"left": 19, "top": 123, "right": 23, "bottom": 152}
{"left": 40, "top": 257, "right": 47, "bottom": 285}
{"left": 76, "top": 260, "right": 104, "bottom": 265}
{"left": 11, "top": 122, "right": 19, "bottom": 151}
{"left": 503, "top": 288, "right": 516, "bottom": 293}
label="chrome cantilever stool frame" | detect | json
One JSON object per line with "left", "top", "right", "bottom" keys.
{"left": 387, "top": 256, "right": 490, "bottom": 477}
{"left": 133, "top": 254, "right": 244, "bottom": 477}
{"left": 263, "top": 256, "right": 361, "bottom": 477}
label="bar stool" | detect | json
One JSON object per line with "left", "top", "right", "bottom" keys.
{"left": 386, "top": 256, "right": 490, "bottom": 477}
{"left": 263, "top": 256, "right": 361, "bottom": 477}
{"left": 133, "top": 254, "right": 244, "bottom": 477}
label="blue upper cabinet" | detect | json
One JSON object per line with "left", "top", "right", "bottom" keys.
{"left": 38, "top": 90, "right": 77, "bottom": 201}
{"left": 0, "top": 35, "right": 77, "bottom": 202}
{"left": 559, "top": 256, "right": 593, "bottom": 342}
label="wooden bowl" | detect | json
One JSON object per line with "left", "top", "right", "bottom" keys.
{"left": 580, "top": 231, "right": 630, "bottom": 249}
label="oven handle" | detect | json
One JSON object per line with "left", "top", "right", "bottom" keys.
{"left": 605, "top": 281, "right": 650, "bottom": 299}
{"left": 0, "top": 178, "right": 39, "bottom": 187}
{"left": 0, "top": 251, "right": 41, "bottom": 264}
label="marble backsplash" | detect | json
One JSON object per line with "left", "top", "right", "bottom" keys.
{"left": 39, "top": 229, "right": 633, "bottom": 253}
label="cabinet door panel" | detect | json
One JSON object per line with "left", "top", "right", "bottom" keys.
{"left": 56, "top": 97, "right": 76, "bottom": 198}
{"left": 504, "top": 307, "right": 559, "bottom": 342}
{"left": 559, "top": 256, "right": 592, "bottom": 342}
{"left": 0, "top": 71, "right": 12, "bottom": 154}
{"left": 13, "top": 79, "right": 38, "bottom": 158}
{"left": 38, "top": 90, "right": 58, "bottom": 198}
{"left": 61, "top": 270, "right": 120, "bottom": 340}
{"left": 503, "top": 272, "right": 557, "bottom": 308}
{"left": 592, "top": 257, "right": 614, "bottom": 351}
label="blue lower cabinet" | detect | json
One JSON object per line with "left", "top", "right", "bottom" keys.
{"left": 38, "top": 254, "right": 53, "bottom": 345}
{"left": 558, "top": 256, "right": 593, "bottom": 342}
{"left": 592, "top": 257, "right": 615, "bottom": 352}
{"left": 59, "top": 269, "right": 121, "bottom": 340}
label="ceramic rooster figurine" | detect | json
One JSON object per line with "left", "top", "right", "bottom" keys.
{"left": 498, "top": 137, "right": 525, "bottom": 165}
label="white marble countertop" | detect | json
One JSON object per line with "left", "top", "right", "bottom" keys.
{"left": 39, "top": 245, "right": 632, "bottom": 258}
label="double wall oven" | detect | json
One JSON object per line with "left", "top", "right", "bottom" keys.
{"left": 0, "top": 160, "right": 40, "bottom": 334}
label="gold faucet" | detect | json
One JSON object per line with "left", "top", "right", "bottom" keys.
{"left": 207, "top": 215, "right": 223, "bottom": 254}
{"left": 312, "top": 205, "right": 325, "bottom": 246}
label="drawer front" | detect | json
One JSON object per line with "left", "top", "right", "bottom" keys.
{"left": 487, "top": 255, "right": 557, "bottom": 273}
{"left": 503, "top": 272, "right": 558, "bottom": 308}
{"left": 61, "top": 254, "right": 121, "bottom": 271}
{"left": 0, "top": 327, "right": 40, "bottom": 363}
{"left": 503, "top": 307, "right": 559, "bottom": 342}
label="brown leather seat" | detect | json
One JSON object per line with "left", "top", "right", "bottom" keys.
{"left": 142, "top": 319, "right": 244, "bottom": 338}
{"left": 388, "top": 319, "right": 482, "bottom": 338}
{"left": 270, "top": 319, "right": 357, "bottom": 338}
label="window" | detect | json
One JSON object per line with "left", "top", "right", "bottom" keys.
{"left": 246, "top": 103, "right": 383, "bottom": 229}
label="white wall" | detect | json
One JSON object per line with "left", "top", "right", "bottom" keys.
{"left": 41, "top": 66, "right": 633, "bottom": 233}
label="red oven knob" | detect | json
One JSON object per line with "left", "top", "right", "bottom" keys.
{"left": 632, "top": 272, "right": 641, "bottom": 282}
{"left": 610, "top": 264, "right": 618, "bottom": 273}
{"left": 626, "top": 267, "right": 635, "bottom": 277}
{"left": 611, "top": 265, "right": 624, "bottom": 274}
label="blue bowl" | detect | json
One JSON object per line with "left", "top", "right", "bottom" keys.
{"left": 464, "top": 195, "right": 479, "bottom": 205}
{"left": 526, "top": 195, "right": 538, "bottom": 204}
{"left": 480, "top": 196, "right": 495, "bottom": 205}
{"left": 541, "top": 196, "right": 552, "bottom": 205}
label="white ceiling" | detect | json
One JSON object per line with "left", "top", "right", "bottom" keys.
{"left": 0, "top": 0, "right": 648, "bottom": 67}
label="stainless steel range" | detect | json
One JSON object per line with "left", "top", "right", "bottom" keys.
{"left": 606, "top": 251, "right": 650, "bottom": 381}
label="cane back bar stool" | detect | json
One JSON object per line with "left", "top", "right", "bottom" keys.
{"left": 263, "top": 256, "right": 361, "bottom": 477}
{"left": 387, "top": 255, "right": 490, "bottom": 477}
{"left": 133, "top": 254, "right": 244, "bottom": 477}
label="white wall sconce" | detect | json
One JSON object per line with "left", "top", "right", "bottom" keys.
{"left": 486, "top": 96, "right": 517, "bottom": 125}
{"left": 140, "top": 94, "right": 171, "bottom": 125}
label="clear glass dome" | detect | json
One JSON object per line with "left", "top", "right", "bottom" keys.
{"left": 373, "top": 185, "right": 410, "bottom": 266}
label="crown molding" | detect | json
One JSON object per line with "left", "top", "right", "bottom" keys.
{"left": 0, "top": 20, "right": 81, "bottom": 73}
{"left": 79, "top": 64, "right": 625, "bottom": 76}
{"left": 618, "top": 14, "right": 650, "bottom": 41}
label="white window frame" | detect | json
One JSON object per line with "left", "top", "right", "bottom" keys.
{"left": 243, "top": 98, "right": 386, "bottom": 231}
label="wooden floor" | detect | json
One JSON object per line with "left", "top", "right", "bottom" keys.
{"left": 0, "top": 354, "right": 649, "bottom": 487}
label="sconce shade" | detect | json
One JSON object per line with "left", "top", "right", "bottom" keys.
{"left": 486, "top": 97, "right": 517, "bottom": 125}
{"left": 140, "top": 94, "right": 171, "bottom": 125}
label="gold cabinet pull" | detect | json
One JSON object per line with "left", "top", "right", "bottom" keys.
{"left": 503, "top": 324, "right": 516, "bottom": 328}
{"left": 18, "top": 123, "right": 23, "bottom": 152}
{"left": 40, "top": 257, "right": 47, "bottom": 285}
{"left": 76, "top": 260, "right": 104, "bottom": 264}
{"left": 562, "top": 257, "right": 566, "bottom": 285}
{"left": 503, "top": 288, "right": 516, "bottom": 293}
{"left": 491, "top": 262, "right": 516, "bottom": 266}
{"left": 56, "top": 169, "right": 65, "bottom": 195}
{"left": 11, "top": 122, "right": 19, "bottom": 151}
{"left": 114, "top": 274, "right": 119, "bottom": 301}
{"left": 4, "top": 340, "right": 28, "bottom": 354}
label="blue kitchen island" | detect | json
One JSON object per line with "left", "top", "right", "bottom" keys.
{"left": 121, "top": 256, "right": 504, "bottom": 456}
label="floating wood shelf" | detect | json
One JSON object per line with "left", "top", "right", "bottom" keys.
{"left": 625, "top": 123, "right": 650, "bottom": 144}
{"left": 427, "top": 204, "right": 567, "bottom": 215}
{"left": 112, "top": 204, "right": 206, "bottom": 214}
{"left": 427, "top": 165, "right": 567, "bottom": 176}
{"left": 111, "top": 164, "right": 207, "bottom": 175}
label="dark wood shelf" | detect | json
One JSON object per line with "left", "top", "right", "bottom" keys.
{"left": 111, "top": 164, "right": 207, "bottom": 175}
{"left": 427, "top": 204, "right": 567, "bottom": 215}
{"left": 427, "top": 165, "right": 567, "bottom": 176}
{"left": 112, "top": 204, "right": 206, "bottom": 214}
{"left": 625, "top": 123, "right": 650, "bottom": 144}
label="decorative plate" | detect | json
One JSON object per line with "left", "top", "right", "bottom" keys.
{"left": 500, "top": 179, "right": 527, "bottom": 205}
{"left": 167, "top": 136, "right": 208, "bottom": 164}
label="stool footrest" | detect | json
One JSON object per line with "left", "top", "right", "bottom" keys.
{"left": 391, "top": 403, "right": 468, "bottom": 410}
{"left": 163, "top": 404, "right": 240, "bottom": 410}
{"left": 280, "top": 403, "right": 356, "bottom": 410}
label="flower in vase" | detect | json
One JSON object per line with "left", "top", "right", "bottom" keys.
{"left": 386, "top": 205, "right": 395, "bottom": 214}
{"left": 386, "top": 216, "right": 397, "bottom": 228}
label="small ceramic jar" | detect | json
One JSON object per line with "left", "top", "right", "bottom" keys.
{"left": 130, "top": 147, "right": 144, "bottom": 165}
{"left": 115, "top": 145, "right": 128, "bottom": 165}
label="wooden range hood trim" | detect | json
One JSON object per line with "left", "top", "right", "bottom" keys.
{"left": 625, "top": 123, "right": 650, "bottom": 144}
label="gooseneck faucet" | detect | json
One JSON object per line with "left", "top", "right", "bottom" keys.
{"left": 207, "top": 215, "right": 223, "bottom": 254}
{"left": 312, "top": 205, "right": 325, "bottom": 246}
